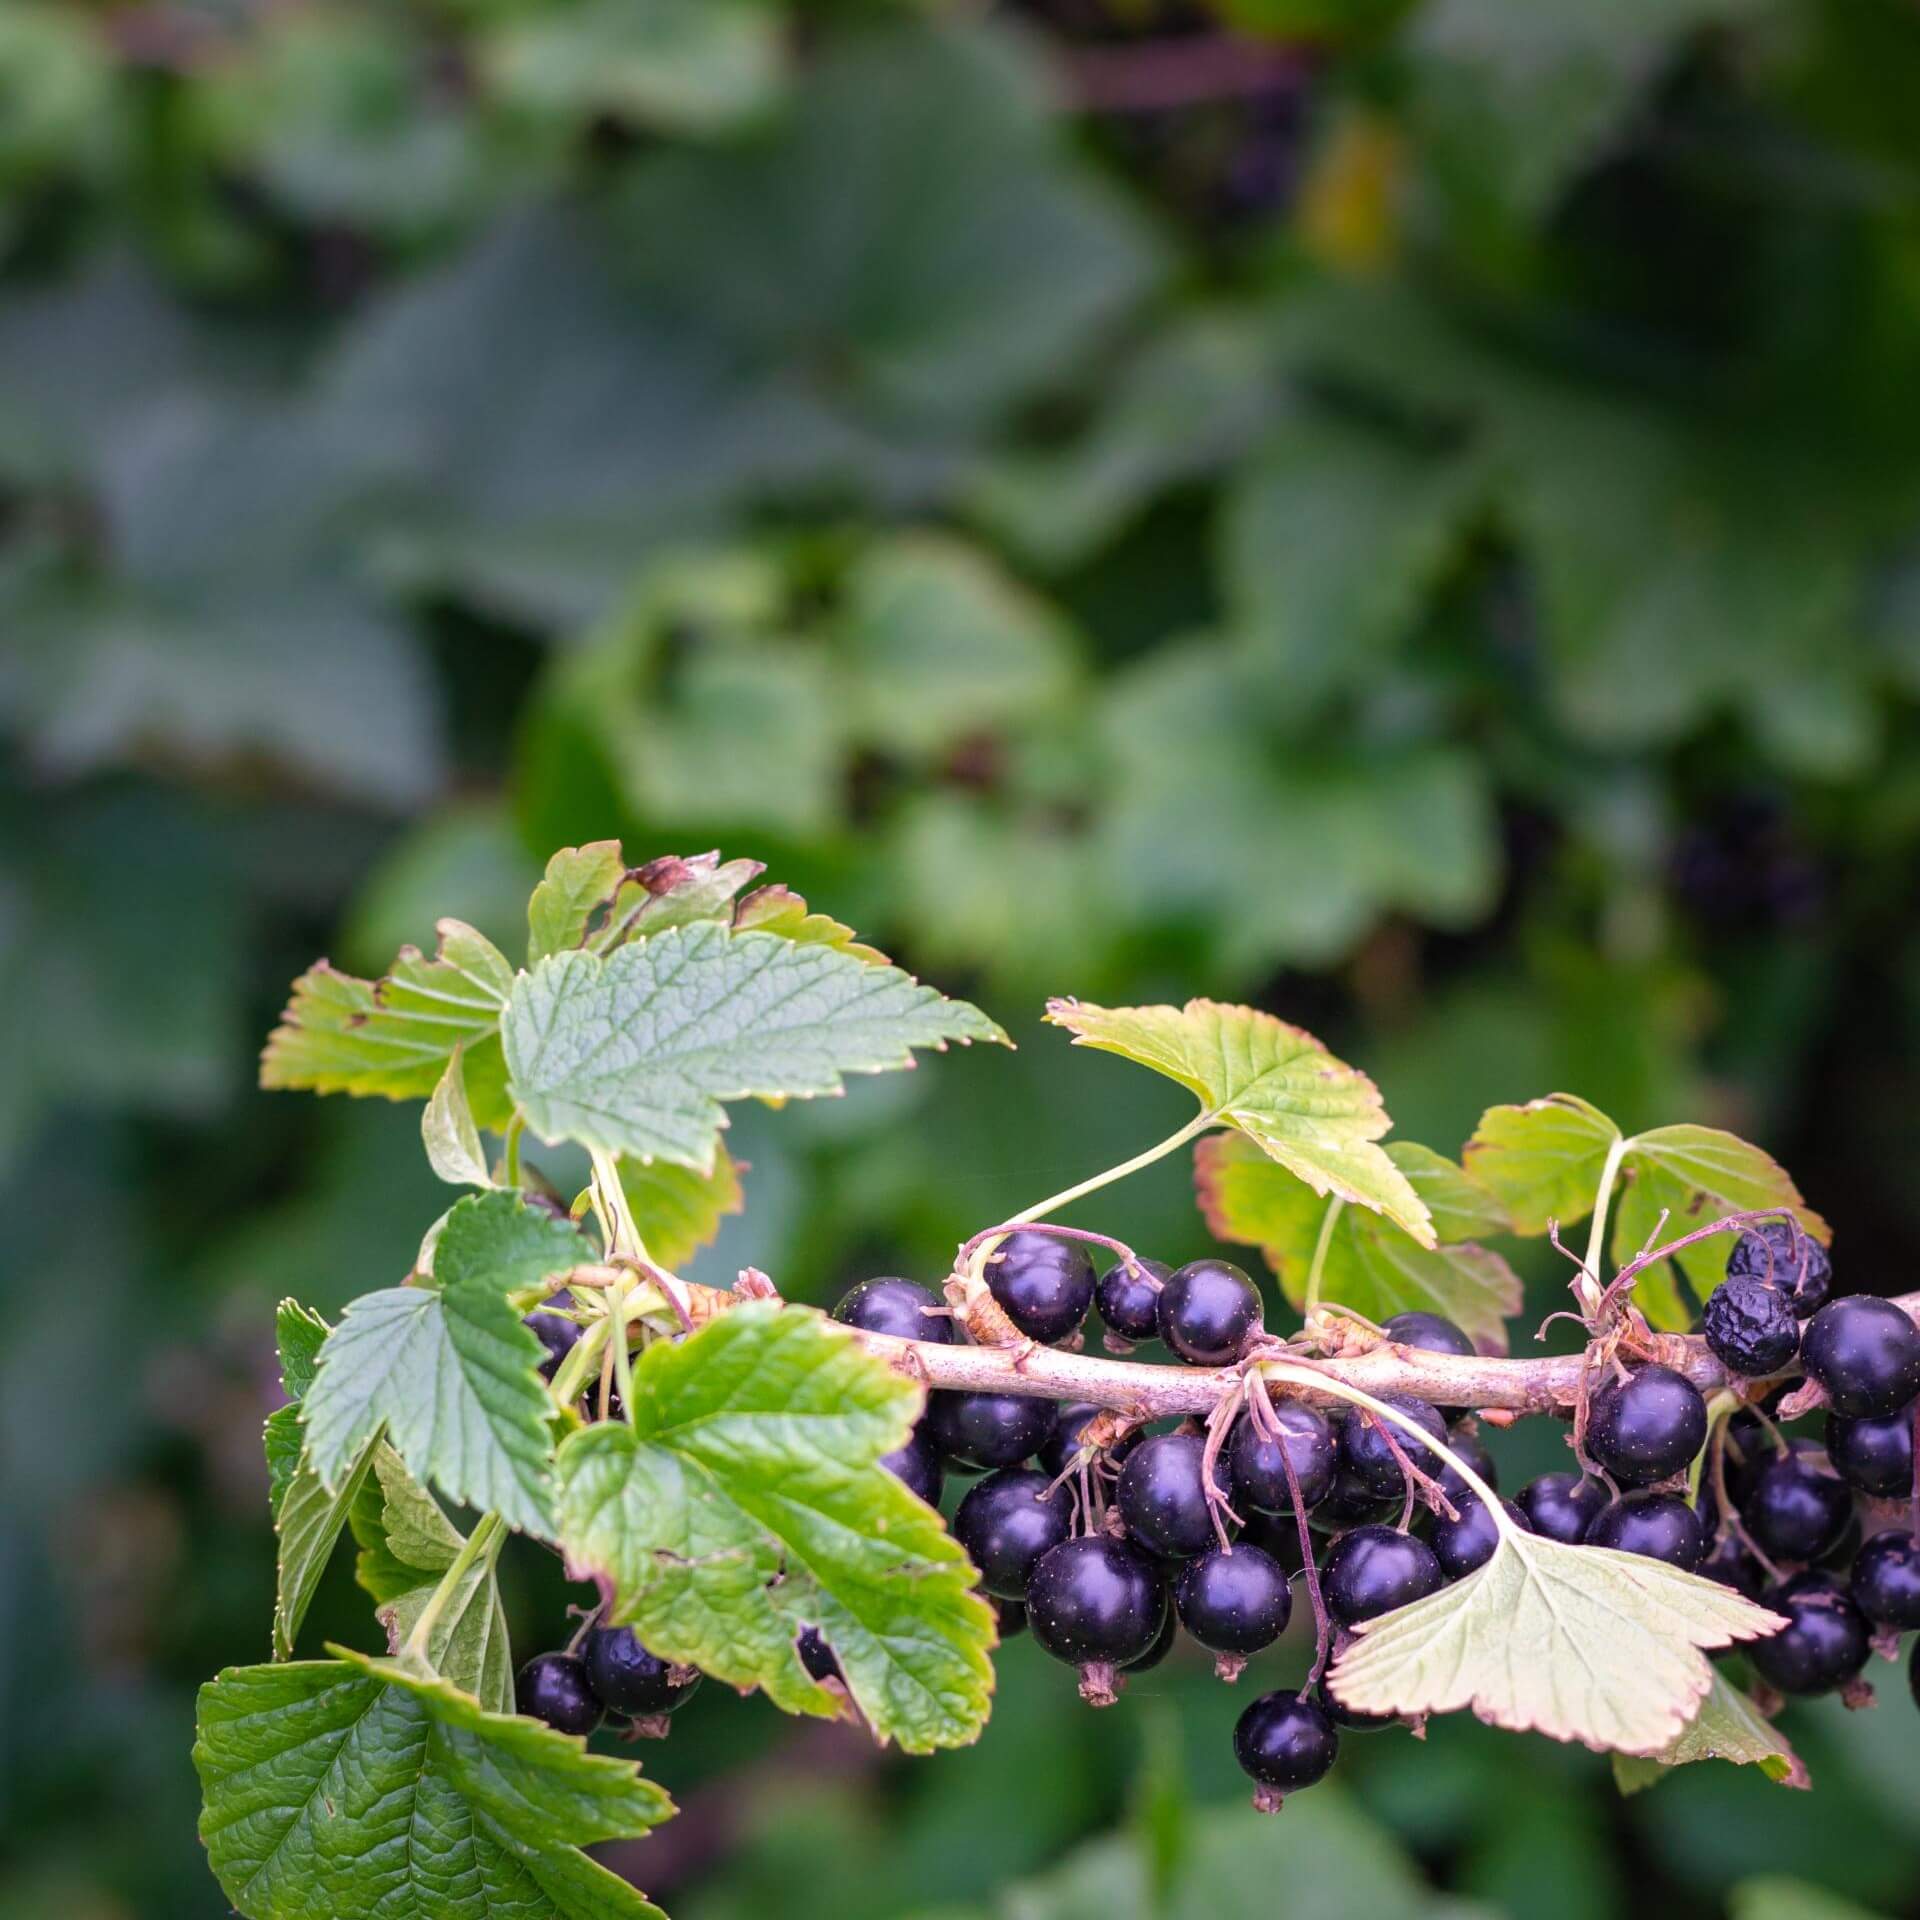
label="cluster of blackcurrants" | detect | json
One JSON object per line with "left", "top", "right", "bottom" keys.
{"left": 516, "top": 1626, "right": 701, "bottom": 1740}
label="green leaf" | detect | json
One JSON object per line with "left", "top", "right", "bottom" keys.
{"left": 503, "top": 922, "right": 1007, "bottom": 1171}
{"left": 1328, "top": 1527, "right": 1785, "bottom": 1755}
{"left": 1045, "top": 996, "right": 1434, "bottom": 1245}
{"left": 1461, "top": 1093, "right": 1620, "bottom": 1235}
{"left": 555, "top": 1301, "right": 994, "bottom": 1752}
{"left": 422, "top": 1047, "right": 492, "bottom": 1188}
{"left": 618, "top": 1145, "right": 745, "bottom": 1271}
{"left": 195, "top": 1650, "right": 672, "bottom": 1920}
{"left": 1195, "top": 1134, "right": 1521, "bottom": 1351}
{"left": 594, "top": 852, "right": 769, "bottom": 949}
{"left": 527, "top": 840, "right": 627, "bottom": 964}
{"left": 276, "top": 1299, "right": 332, "bottom": 1405}
{"left": 1611, "top": 1671, "right": 1808, "bottom": 1795}
{"left": 1729, "top": 1878, "right": 1891, "bottom": 1920}
{"left": 733, "top": 884, "right": 888, "bottom": 964}
{"left": 302, "top": 1192, "right": 586, "bottom": 1534}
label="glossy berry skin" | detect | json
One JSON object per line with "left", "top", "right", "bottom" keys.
{"left": 1516, "top": 1473, "right": 1609, "bottom": 1546}
{"left": 1338, "top": 1398, "right": 1448, "bottom": 1502}
{"left": 1174, "top": 1543, "right": 1292, "bottom": 1654}
{"left": 991, "top": 1595, "right": 1028, "bottom": 1640}
{"left": 1382, "top": 1312, "right": 1475, "bottom": 1356}
{"left": 526, "top": 1297, "right": 582, "bottom": 1379}
{"left": 1430, "top": 1495, "right": 1526, "bottom": 1579}
{"left": 1586, "top": 1492, "right": 1706, "bottom": 1570}
{"left": 954, "top": 1467, "right": 1071, "bottom": 1599}
{"left": 1118, "top": 1433, "right": 1227, "bottom": 1560}
{"left": 1025, "top": 1537, "right": 1167, "bottom": 1668}
{"left": 1801, "top": 1296, "right": 1920, "bottom": 1419}
{"left": 1312, "top": 1469, "right": 1399, "bottom": 1532}
{"left": 1323, "top": 1526, "right": 1444, "bottom": 1625}
{"left": 1157, "top": 1259, "right": 1262, "bottom": 1365}
{"left": 985, "top": 1230, "right": 1095, "bottom": 1345}
{"left": 833, "top": 1277, "right": 954, "bottom": 1345}
{"left": 1095, "top": 1257, "right": 1168, "bottom": 1344}
{"left": 1228, "top": 1399, "right": 1336, "bottom": 1514}
{"left": 584, "top": 1628, "right": 700, "bottom": 1718}
{"left": 1750, "top": 1573, "right": 1870, "bottom": 1695}
{"left": 1699, "top": 1529, "right": 1766, "bottom": 1600}
{"left": 1850, "top": 1530, "right": 1920, "bottom": 1630}
{"left": 797, "top": 1626, "right": 840, "bottom": 1682}
{"left": 1233, "top": 1689, "right": 1339, "bottom": 1797}
{"left": 1124, "top": 1606, "right": 1178, "bottom": 1673}
{"left": 1039, "top": 1402, "right": 1140, "bottom": 1479}
{"left": 1238, "top": 1508, "right": 1308, "bottom": 1573}
{"left": 926, "top": 1390, "right": 1053, "bottom": 1470}
{"left": 1436, "top": 1425, "right": 1499, "bottom": 1503}
{"left": 878, "top": 1425, "right": 944, "bottom": 1507}
{"left": 516, "top": 1653, "right": 604, "bottom": 1736}
{"left": 1726, "top": 1220, "right": 1832, "bottom": 1318}
{"left": 1742, "top": 1448, "right": 1851, "bottom": 1563}
{"left": 1827, "top": 1410, "right": 1914, "bottom": 1499}
{"left": 1722, "top": 1410, "right": 1775, "bottom": 1507}
{"left": 1314, "top": 1681, "right": 1395, "bottom": 1733}
{"left": 1702, "top": 1276, "right": 1801, "bottom": 1378}
{"left": 1586, "top": 1365, "right": 1708, "bottom": 1487}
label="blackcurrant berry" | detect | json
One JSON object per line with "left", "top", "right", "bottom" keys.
{"left": 526, "top": 1295, "right": 582, "bottom": 1379}
{"left": 584, "top": 1627, "right": 701, "bottom": 1719}
{"left": 1801, "top": 1296, "right": 1920, "bottom": 1419}
{"left": 1430, "top": 1495, "right": 1525, "bottom": 1579}
{"left": 1228, "top": 1398, "right": 1336, "bottom": 1514}
{"left": 1741, "top": 1447, "right": 1851, "bottom": 1563}
{"left": 991, "top": 1595, "right": 1028, "bottom": 1640}
{"left": 1516, "top": 1473, "right": 1609, "bottom": 1546}
{"left": 1026, "top": 1536, "right": 1168, "bottom": 1669}
{"left": 1585, "top": 1492, "right": 1706, "bottom": 1569}
{"left": 1117, "top": 1433, "right": 1228, "bottom": 1560}
{"left": 1094, "top": 1256, "right": 1168, "bottom": 1344}
{"left": 1699, "top": 1529, "right": 1765, "bottom": 1600}
{"left": 1381, "top": 1311, "right": 1475, "bottom": 1356}
{"left": 1238, "top": 1508, "right": 1308, "bottom": 1573}
{"left": 1702, "top": 1276, "right": 1801, "bottom": 1378}
{"left": 1322, "top": 1525, "right": 1444, "bottom": 1625}
{"left": 1587, "top": 1365, "right": 1708, "bottom": 1487}
{"left": 984, "top": 1230, "right": 1095, "bottom": 1345}
{"left": 1337, "top": 1398, "right": 1448, "bottom": 1502}
{"left": 1722, "top": 1409, "right": 1777, "bottom": 1506}
{"left": 1040, "top": 1402, "right": 1140, "bottom": 1480}
{"left": 926, "top": 1390, "right": 1054, "bottom": 1470}
{"left": 834, "top": 1277, "right": 955, "bottom": 1345}
{"left": 1726, "top": 1220, "right": 1832, "bottom": 1318}
{"left": 1233, "top": 1689, "right": 1338, "bottom": 1805}
{"left": 797, "top": 1626, "right": 840, "bottom": 1683}
{"left": 879, "top": 1424, "right": 945, "bottom": 1507}
{"left": 1313, "top": 1681, "right": 1396, "bottom": 1733}
{"left": 1157, "top": 1259, "right": 1262, "bottom": 1365}
{"left": 1827, "top": 1409, "right": 1914, "bottom": 1499}
{"left": 1174, "top": 1542, "right": 1292, "bottom": 1655}
{"left": 516, "top": 1652, "right": 604, "bottom": 1736}
{"left": 1850, "top": 1530, "right": 1920, "bottom": 1631}
{"left": 1435, "top": 1424, "right": 1500, "bottom": 1503}
{"left": 1749, "top": 1573, "right": 1870, "bottom": 1695}
{"left": 1125, "top": 1606, "right": 1179, "bottom": 1674}
{"left": 954, "top": 1467, "right": 1071, "bottom": 1599}
{"left": 1311, "top": 1469, "right": 1399, "bottom": 1532}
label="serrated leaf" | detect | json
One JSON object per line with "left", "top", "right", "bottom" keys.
{"left": 618, "top": 1146, "right": 744, "bottom": 1271}
{"left": 1195, "top": 1133, "right": 1520, "bottom": 1351}
{"left": 276, "top": 1299, "right": 332, "bottom": 1404}
{"left": 503, "top": 923, "right": 1007, "bottom": 1171}
{"left": 593, "top": 852, "right": 768, "bottom": 950}
{"left": 422, "top": 1047, "right": 492, "bottom": 1188}
{"left": 1328, "top": 1529, "right": 1785, "bottom": 1756}
{"left": 302, "top": 1192, "right": 586, "bottom": 1534}
{"left": 527, "top": 840, "right": 627, "bottom": 964}
{"left": 734, "top": 884, "right": 888, "bottom": 964}
{"left": 1045, "top": 997, "right": 1434, "bottom": 1246}
{"left": 194, "top": 1651, "right": 672, "bottom": 1920}
{"left": 1462, "top": 1093, "right": 1620, "bottom": 1235}
{"left": 1611, "top": 1671, "right": 1808, "bottom": 1795}
{"left": 555, "top": 1301, "right": 994, "bottom": 1752}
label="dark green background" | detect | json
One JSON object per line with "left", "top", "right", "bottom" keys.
{"left": 3, "top": 1, "right": 1919, "bottom": 1914}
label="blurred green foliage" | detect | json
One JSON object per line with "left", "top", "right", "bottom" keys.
{"left": 5, "top": 0, "right": 1920, "bottom": 1914}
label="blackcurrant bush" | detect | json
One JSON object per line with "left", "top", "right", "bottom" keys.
{"left": 516, "top": 1652, "right": 604, "bottom": 1736}
{"left": 1382, "top": 1311, "right": 1475, "bottom": 1356}
{"left": 1702, "top": 1276, "right": 1801, "bottom": 1378}
{"left": 1699, "top": 1529, "right": 1765, "bottom": 1600}
{"left": 834, "top": 1277, "right": 954, "bottom": 1344}
{"left": 1174, "top": 1542, "right": 1291, "bottom": 1655}
{"left": 954, "top": 1467, "right": 1071, "bottom": 1599}
{"left": 1337, "top": 1398, "right": 1448, "bottom": 1502}
{"left": 1587, "top": 1364, "right": 1708, "bottom": 1487}
{"left": 1228, "top": 1398, "right": 1335, "bottom": 1513}
{"left": 1117, "top": 1433, "right": 1228, "bottom": 1560}
{"left": 985, "top": 1230, "right": 1095, "bottom": 1345}
{"left": 1233, "top": 1689, "right": 1338, "bottom": 1805}
{"left": 1323, "top": 1525, "right": 1444, "bottom": 1625}
{"left": 1749, "top": 1573, "right": 1870, "bottom": 1695}
{"left": 797, "top": 1626, "right": 840, "bottom": 1683}
{"left": 1726, "top": 1221, "right": 1832, "bottom": 1318}
{"left": 584, "top": 1628, "right": 700, "bottom": 1719}
{"left": 526, "top": 1295, "right": 582, "bottom": 1379}
{"left": 1827, "top": 1409, "right": 1915, "bottom": 1499}
{"left": 1850, "top": 1530, "right": 1920, "bottom": 1630}
{"left": 1094, "top": 1256, "right": 1168, "bottom": 1344}
{"left": 1586, "top": 1492, "right": 1706, "bottom": 1570}
{"left": 926, "top": 1390, "right": 1054, "bottom": 1470}
{"left": 1026, "top": 1537, "right": 1168, "bottom": 1670}
{"left": 1741, "top": 1447, "right": 1851, "bottom": 1563}
{"left": 1430, "top": 1495, "right": 1526, "bottom": 1579}
{"left": 1157, "top": 1259, "right": 1262, "bottom": 1365}
{"left": 1801, "top": 1296, "right": 1920, "bottom": 1419}
{"left": 1040, "top": 1402, "right": 1140, "bottom": 1479}
{"left": 1516, "top": 1473, "right": 1609, "bottom": 1546}
{"left": 991, "top": 1595, "right": 1028, "bottom": 1640}
{"left": 878, "top": 1424, "right": 944, "bottom": 1507}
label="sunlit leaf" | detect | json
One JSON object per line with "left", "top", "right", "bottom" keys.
{"left": 1462, "top": 1093, "right": 1620, "bottom": 1235}
{"left": 1612, "top": 1670, "right": 1808, "bottom": 1795}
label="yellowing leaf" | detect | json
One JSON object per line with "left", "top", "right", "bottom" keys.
{"left": 1462, "top": 1092, "right": 1619, "bottom": 1235}
{"left": 735, "top": 883, "right": 889, "bottom": 964}
{"left": 617, "top": 1146, "right": 745, "bottom": 1270}
{"left": 422, "top": 1047, "right": 492, "bottom": 1187}
{"left": 1612, "top": 1671, "right": 1808, "bottom": 1795}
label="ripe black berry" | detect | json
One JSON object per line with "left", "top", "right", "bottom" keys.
{"left": 1741, "top": 1446, "right": 1851, "bottom": 1563}
{"left": 1174, "top": 1542, "right": 1291, "bottom": 1655}
{"left": 1233, "top": 1689, "right": 1338, "bottom": 1805}
{"left": 1381, "top": 1312, "right": 1475, "bottom": 1356}
{"left": 1312, "top": 1469, "right": 1398, "bottom": 1532}
{"left": 1827, "top": 1409, "right": 1915, "bottom": 1499}
{"left": 926, "top": 1390, "right": 1054, "bottom": 1470}
{"left": 584, "top": 1628, "right": 700, "bottom": 1719}
{"left": 1801, "top": 1296, "right": 1920, "bottom": 1419}
{"left": 1228, "top": 1398, "right": 1336, "bottom": 1513}
{"left": 1026, "top": 1536, "right": 1168, "bottom": 1669}
{"left": 797, "top": 1626, "right": 840, "bottom": 1683}
{"left": 1850, "top": 1531, "right": 1920, "bottom": 1630}
{"left": 991, "top": 1595, "right": 1028, "bottom": 1641}
{"left": 1516, "top": 1473, "right": 1609, "bottom": 1545}
{"left": 1749, "top": 1574, "right": 1870, "bottom": 1695}
{"left": 1435, "top": 1424, "right": 1500, "bottom": 1503}
{"left": 1337, "top": 1398, "right": 1448, "bottom": 1501}
{"left": 985, "top": 1230, "right": 1095, "bottom": 1345}
{"left": 1040, "top": 1402, "right": 1140, "bottom": 1479}
{"left": 1313, "top": 1681, "right": 1395, "bottom": 1733}
{"left": 1586, "top": 1492, "right": 1706, "bottom": 1569}
{"left": 1238, "top": 1509, "right": 1308, "bottom": 1572}
{"left": 516, "top": 1652, "right": 604, "bottom": 1736}
{"left": 1095, "top": 1257, "right": 1168, "bottom": 1344}
{"left": 1430, "top": 1495, "right": 1525, "bottom": 1579}
{"left": 1323, "top": 1525, "right": 1444, "bottom": 1625}
{"left": 1117, "top": 1433, "right": 1227, "bottom": 1560}
{"left": 1124, "top": 1605, "right": 1178, "bottom": 1674}
{"left": 1722, "top": 1409, "right": 1776, "bottom": 1506}
{"left": 1726, "top": 1220, "right": 1832, "bottom": 1317}
{"left": 954, "top": 1467, "right": 1071, "bottom": 1599}
{"left": 834, "top": 1277, "right": 954, "bottom": 1344}
{"left": 1702, "top": 1276, "right": 1801, "bottom": 1378}
{"left": 1157, "top": 1258, "right": 1262, "bottom": 1365}
{"left": 879, "top": 1425, "right": 945, "bottom": 1507}
{"left": 1586, "top": 1365, "right": 1708, "bottom": 1487}
{"left": 1699, "top": 1530, "right": 1765, "bottom": 1600}
{"left": 526, "top": 1295, "right": 582, "bottom": 1379}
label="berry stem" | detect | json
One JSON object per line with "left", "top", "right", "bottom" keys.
{"left": 1001, "top": 1113, "right": 1213, "bottom": 1231}
{"left": 403, "top": 1510, "right": 504, "bottom": 1663}
{"left": 1576, "top": 1131, "right": 1632, "bottom": 1317}
{"left": 1302, "top": 1197, "right": 1344, "bottom": 1319}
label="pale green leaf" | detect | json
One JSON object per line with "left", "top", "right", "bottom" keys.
{"left": 422, "top": 1048, "right": 492, "bottom": 1188}
{"left": 1045, "top": 996, "right": 1434, "bottom": 1246}
{"left": 1395, "top": 1141, "right": 1512, "bottom": 1243}
{"left": 618, "top": 1145, "right": 745, "bottom": 1271}
{"left": 503, "top": 923, "right": 1007, "bottom": 1171}
{"left": 527, "top": 840, "right": 626, "bottom": 964}
{"left": 555, "top": 1301, "right": 994, "bottom": 1752}
{"left": 593, "top": 852, "right": 768, "bottom": 950}
{"left": 1611, "top": 1670, "right": 1808, "bottom": 1795}
{"left": 1461, "top": 1093, "right": 1620, "bottom": 1235}
{"left": 733, "top": 883, "right": 888, "bottom": 964}
{"left": 1729, "top": 1878, "right": 1890, "bottom": 1920}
